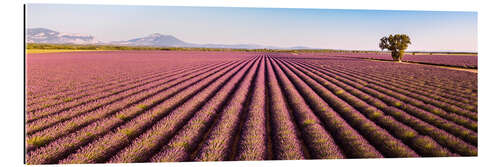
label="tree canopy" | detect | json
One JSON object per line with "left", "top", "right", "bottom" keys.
{"left": 379, "top": 34, "right": 411, "bottom": 62}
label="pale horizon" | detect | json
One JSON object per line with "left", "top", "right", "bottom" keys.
{"left": 26, "top": 4, "right": 478, "bottom": 52}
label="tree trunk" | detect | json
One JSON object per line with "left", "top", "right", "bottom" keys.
{"left": 398, "top": 50, "right": 405, "bottom": 62}
{"left": 392, "top": 50, "right": 404, "bottom": 62}
{"left": 391, "top": 51, "right": 399, "bottom": 62}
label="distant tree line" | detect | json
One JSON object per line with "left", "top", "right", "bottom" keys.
{"left": 26, "top": 43, "right": 388, "bottom": 53}
{"left": 26, "top": 43, "right": 477, "bottom": 55}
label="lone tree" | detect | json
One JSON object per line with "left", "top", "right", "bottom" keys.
{"left": 379, "top": 34, "right": 411, "bottom": 62}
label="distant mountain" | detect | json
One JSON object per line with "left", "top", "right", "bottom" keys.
{"left": 110, "top": 33, "right": 188, "bottom": 47}
{"left": 110, "top": 33, "right": 282, "bottom": 49}
{"left": 290, "top": 46, "right": 313, "bottom": 50}
{"left": 27, "top": 28, "right": 314, "bottom": 49}
{"left": 194, "top": 43, "right": 276, "bottom": 49}
{"left": 27, "top": 28, "right": 99, "bottom": 44}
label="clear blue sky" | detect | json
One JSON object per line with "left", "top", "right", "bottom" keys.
{"left": 26, "top": 4, "right": 477, "bottom": 52}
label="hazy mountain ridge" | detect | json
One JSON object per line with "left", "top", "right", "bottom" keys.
{"left": 27, "top": 28, "right": 312, "bottom": 49}
{"left": 110, "top": 33, "right": 189, "bottom": 47}
{"left": 27, "top": 28, "right": 100, "bottom": 44}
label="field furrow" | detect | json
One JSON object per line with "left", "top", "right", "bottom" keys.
{"left": 264, "top": 56, "right": 308, "bottom": 160}
{"left": 289, "top": 60, "right": 477, "bottom": 155}
{"left": 281, "top": 56, "right": 476, "bottom": 101}
{"left": 26, "top": 61, "right": 235, "bottom": 135}
{"left": 25, "top": 60, "right": 241, "bottom": 152}
{"left": 276, "top": 58, "right": 455, "bottom": 157}
{"left": 331, "top": 66, "right": 477, "bottom": 110}
{"left": 59, "top": 57, "right": 258, "bottom": 164}
{"left": 26, "top": 61, "right": 225, "bottom": 121}
{"left": 328, "top": 66, "right": 477, "bottom": 122}
{"left": 234, "top": 56, "right": 268, "bottom": 160}
{"left": 25, "top": 51, "right": 478, "bottom": 164}
{"left": 165, "top": 56, "right": 260, "bottom": 161}
{"left": 291, "top": 60, "right": 477, "bottom": 132}
{"left": 27, "top": 63, "right": 210, "bottom": 110}
{"left": 26, "top": 58, "right": 252, "bottom": 164}
{"left": 269, "top": 57, "right": 346, "bottom": 159}
{"left": 271, "top": 57, "right": 419, "bottom": 158}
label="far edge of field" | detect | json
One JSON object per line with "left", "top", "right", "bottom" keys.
{"left": 26, "top": 49, "right": 114, "bottom": 54}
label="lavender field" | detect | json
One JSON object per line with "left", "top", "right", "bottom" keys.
{"left": 25, "top": 51, "right": 477, "bottom": 164}
{"left": 327, "top": 52, "right": 478, "bottom": 68}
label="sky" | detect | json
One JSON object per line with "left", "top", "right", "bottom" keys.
{"left": 26, "top": 4, "right": 477, "bottom": 52}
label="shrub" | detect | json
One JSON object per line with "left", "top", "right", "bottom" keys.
{"left": 136, "top": 104, "right": 148, "bottom": 110}
{"left": 27, "top": 136, "right": 50, "bottom": 147}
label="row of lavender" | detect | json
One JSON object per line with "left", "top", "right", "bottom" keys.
{"left": 26, "top": 51, "right": 259, "bottom": 164}
{"left": 278, "top": 54, "right": 477, "bottom": 155}
{"left": 300, "top": 52, "right": 477, "bottom": 68}
{"left": 26, "top": 51, "right": 477, "bottom": 164}
{"left": 26, "top": 50, "right": 251, "bottom": 100}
